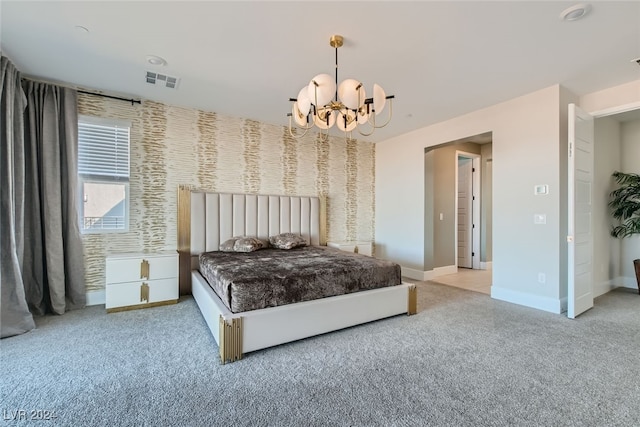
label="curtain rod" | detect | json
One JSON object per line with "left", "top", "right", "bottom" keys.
{"left": 78, "top": 90, "right": 141, "bottom": 106}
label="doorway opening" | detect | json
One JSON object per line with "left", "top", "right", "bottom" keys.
{"left": 424, "top": 131, "right": 493, "bottom": 294}
{"left": 569, "top": 105, "right": 640, "bottom": 316}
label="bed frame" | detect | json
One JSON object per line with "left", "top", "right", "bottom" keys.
{"left": 177, "top": 185, "right": 417, "bottom": 363}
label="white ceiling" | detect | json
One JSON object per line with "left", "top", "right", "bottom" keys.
{"left": 2, "top": 1, "right": 639, "bottom": 142}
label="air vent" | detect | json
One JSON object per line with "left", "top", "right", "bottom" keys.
{"left": 145, "top": 71, "right": 180, "bottom": 89}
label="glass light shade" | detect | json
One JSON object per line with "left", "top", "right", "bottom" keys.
{"left": 337, "top": 79, "right": 365, "bottom": 110}
{"left": 296, "top": 87, "right": 311, "bottom": 116}
{"left": 313, "top": 108, "right": 336, "bottom": 129}
{"left": 335, "top": 109, "right": 358, "bottom": 132}
{"left": 292, "top": 103, "right": 308, "bottom": 127}
{"left": 373, "top": 83, "right": 386, "bottom": 115}
{"left": 307, "top": 74, "right": 335, "bottom": 107}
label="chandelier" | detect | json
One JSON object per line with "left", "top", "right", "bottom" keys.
{"left": 287, "top": 35, "right": 394, "bottom": 139}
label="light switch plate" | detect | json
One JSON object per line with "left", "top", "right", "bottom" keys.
{"left": 534, "top": 184, "right": 549, "bottom": 195}
{"left": 534, "top": 214, "right": 547, "bottom": 224}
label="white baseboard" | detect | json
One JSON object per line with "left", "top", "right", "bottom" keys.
{"left": 86, "top": 289, "right": 105, "bottom": 306}
{"left": 560, "top": 296, "right": 568, "bottom": 313}
{"left": 491, "top": 286, "right": 563, "bottom": 314}
{"left": 401, "top": 266, "right": 431, "bottom": 281}
{"left": 593, "top": 278, "right": 621, "bottom": 298}
{"left": 401, "top": 265, "right": 458, "bottom": 281}
{"left": 433, "top": 265, "right": 457, "bottom": 277}
{"left": 617, "top": 276, "right": 638, "bottom": 290}
{"left": 480, "top": 261, "right": 493, "bottom": 270}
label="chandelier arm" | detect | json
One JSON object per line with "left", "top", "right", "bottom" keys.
{"left": 288, "top": 107, "right": 314, "bottom": 130}
{"left": 346, "top": 130, "right": 354, "bottom": 143}
{"left": 373, "top": 98, "right": 393, "bottom": 129}
{"left": 356, "top": 115, "right": 377, "bottom": 137}
{"left": 318, "top": 126, "right": 330, "bottom": 142}
{"left": 288, "top": 116, "right": 312, "bottom": 139}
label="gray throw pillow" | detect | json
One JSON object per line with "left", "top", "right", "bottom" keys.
{"left": 233, "top": 237, "right": 267, "bottom": 253}
{"left": 269, "top": 233, "right": 307, "bottom": 250}
{"left": 219, "top": 237, "right": 239, "bottom": 252}
{"left": 220, "top": 236, "right": 267, "bottom": 252}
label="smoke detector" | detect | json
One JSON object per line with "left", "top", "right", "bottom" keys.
{"left": 145, "top": 71, "right": 180, "bottom": 89}
{"left": 146, "top": 55, "right": 167, "bottom": 66}
{"left": 560, "top": 3, "right": 592, "bottom": 21}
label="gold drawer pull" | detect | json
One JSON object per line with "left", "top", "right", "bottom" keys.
{"left": 140, "top": 259, "right": 150, "bottom": 279}
{"left": 140, "top": 282, "right": 149, "bottom": 303}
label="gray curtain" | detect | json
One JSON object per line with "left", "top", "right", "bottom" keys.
{"left": 1, "top": 56, "right": 35, "bottom": 337}
{"left": 1, "top": 55, "right": 85, "bottom": 338}
{"left": 21, "top": 80, "right": 85, "bottom": 316}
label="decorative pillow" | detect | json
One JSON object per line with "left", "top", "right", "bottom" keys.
{"left": 219, "top": 237, "right": 239, "bottom": 252}
{"left": 219, "top": 236, "right": 267, "bottom": 252}
{"left": 233, "top": 237, "right": 267, "bottom": 253}
{"left": 269, "top": 233, "right": 307, "bottom": 250}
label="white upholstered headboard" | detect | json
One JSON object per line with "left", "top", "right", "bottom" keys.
{"left": 190, "top": 192, "right": 321, "bottom": 253}
{"left": 177, "top": 186, "right": 324, "bottom": 294}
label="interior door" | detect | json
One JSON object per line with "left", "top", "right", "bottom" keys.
{"left": 471, "top": 156, "right": 481, "bottom": 270}
{"left": 567, "top": 103, "right": 595, "bottom": 319}
{"left": 457, "top": 157, "right": 473, "bottom": 268}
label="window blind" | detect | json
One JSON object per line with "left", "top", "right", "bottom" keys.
{"left": 78, "top": 121, "right": 130, "bottom": 179}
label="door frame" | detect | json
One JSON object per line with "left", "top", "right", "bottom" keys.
{"left": 455, "top": 151, "right": 481, "bottom": 270}
{"left": 590, "top": 101, "right": 640, "bottom": 119}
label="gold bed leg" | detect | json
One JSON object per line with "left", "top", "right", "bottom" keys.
{"left": 219, "top": 316, "right": 243, "bottom": 364}
{"left": 408, "top": 285, "right": 417, "bottom": 315}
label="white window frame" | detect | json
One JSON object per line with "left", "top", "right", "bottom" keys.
{"left": 78, "top": 115, "right": 131, "bottom": 234}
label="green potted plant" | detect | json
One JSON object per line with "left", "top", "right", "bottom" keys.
{"left": 609, "top": 171, "right": 640, "bottom": 294}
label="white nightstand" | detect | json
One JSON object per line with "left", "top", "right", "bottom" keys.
{"left": 105, "top": 252, "right": 179, "bottom": 313}
{"left": 326, "top": 241, "right": 373, "bottom": 257}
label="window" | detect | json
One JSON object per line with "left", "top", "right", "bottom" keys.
{"left": 78, "top": 116, "right": 130, "bottom": 233}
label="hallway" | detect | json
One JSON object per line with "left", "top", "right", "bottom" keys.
{"left": 428, "top": 268, "right": 492, "bottom": 295}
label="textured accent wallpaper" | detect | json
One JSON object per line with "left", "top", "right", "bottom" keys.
{"left": 78, "top": 94, "right": 375, "bottom": 291}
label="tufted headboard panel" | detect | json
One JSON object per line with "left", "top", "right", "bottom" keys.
{"left": 189, "top": 192, "right": 321, "bottom": 254}
{"left": 177, "top": 186, "right": 325, "bottom": 294}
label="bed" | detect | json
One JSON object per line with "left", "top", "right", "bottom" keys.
{"left": 177, "top": 186, "right": 417, "bottom": 363}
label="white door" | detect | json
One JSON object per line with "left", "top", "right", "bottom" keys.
{"left": 567, "top": 103, "right": 595, "bottom": 319}
{"left": 471, "top": 156, "right": 481, "bottom": 270}
{"left": 457, "top": 157, "right": 473, "bottom": 268}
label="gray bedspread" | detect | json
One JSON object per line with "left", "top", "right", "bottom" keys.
{"left": 198, "top": 246, "right": 402, "bottom": 313}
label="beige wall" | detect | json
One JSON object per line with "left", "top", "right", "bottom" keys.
{"left": 580, "top": 80, "right": 640, "bottom": 115}
{"left": 480, "top": 143, "right": 493, "bottom": 263}
{"left": 375, "top": 79, "right": 639, "bottom": 313}
{"left": 78, "top": 94, "right": 375, "bottom": 291}
{"left": 377, "top": 85, "right": 572, "bottom": 312}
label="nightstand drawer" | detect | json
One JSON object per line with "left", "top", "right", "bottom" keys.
{"left": 106, "top": 253, "right": 177, "bottom": 283}
{"left": 105, "top": 278, "right": 178, "bottom": 310}
{"left": 105, "top": 252, "right": 178, "bottom": 312}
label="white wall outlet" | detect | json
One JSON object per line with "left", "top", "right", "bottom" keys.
{"left": 534, "top": 214, "right": 547, "bottom": 224}
{"left": 538, "top": 273, "right": 546, "bottom": 284}
{"left": 439, "top": 213, "right": 443, "bottom": 220}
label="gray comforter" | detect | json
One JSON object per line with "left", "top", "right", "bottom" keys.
{"left": 199, "top": 246, "right": 401, "bottom": 313}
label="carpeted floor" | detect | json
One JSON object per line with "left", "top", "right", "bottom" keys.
{"left": 1, "top": 282, "right": 639, "bottom": 427}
